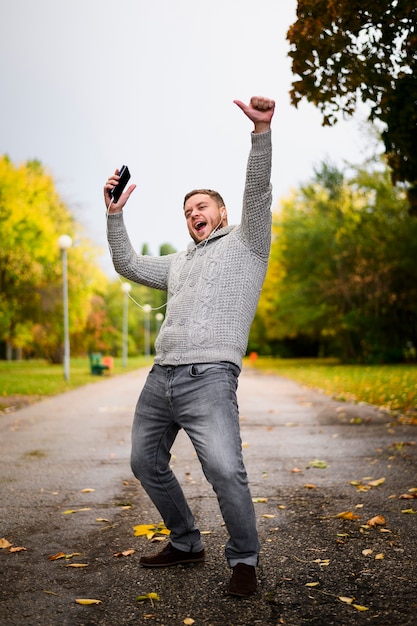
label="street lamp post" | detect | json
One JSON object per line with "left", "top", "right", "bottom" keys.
{"left": 155, "top": 312, "right": 164, "bottom": 335}
{"left": 58, "top": 235, "right": 72, "bottom": 381}
{"left": 143, "top": 304, "right": 152, "bottom": 357}
{"left": 121, "top": 282, "right": 132, "bottom": 367}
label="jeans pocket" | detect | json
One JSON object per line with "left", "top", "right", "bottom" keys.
{"left": 189, "top": 362, "right": 239, "bottom": 379}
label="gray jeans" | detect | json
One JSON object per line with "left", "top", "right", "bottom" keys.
{"left": 131, "top": 362, "right": 260, "bottom": 566}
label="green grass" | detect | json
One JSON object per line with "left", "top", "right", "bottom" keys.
{"left": 0, "top": 356, "right": 152, "bottom": 399}
{"left": 244, "top": 357, "right": 417, "bottom": 417}
{"left": 2, "top": 356, "right": 417, "bottom": 420}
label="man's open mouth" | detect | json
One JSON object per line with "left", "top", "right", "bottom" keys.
{"left": 195, "top": 221, "right": 207, "bottom": 232}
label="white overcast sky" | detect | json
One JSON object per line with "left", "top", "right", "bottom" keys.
{"left": 1, "top": 0, "right": 371, "bottom": 274}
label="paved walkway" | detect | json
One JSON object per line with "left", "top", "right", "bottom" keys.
{"left": 0, "top": 367, "right": 416, "bottom": 625}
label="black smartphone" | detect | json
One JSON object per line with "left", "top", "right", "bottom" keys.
{"left": 110, "top": 165, "right": 131, "bottom": 203}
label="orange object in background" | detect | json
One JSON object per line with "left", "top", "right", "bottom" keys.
{"left": 101, "top": 356, "right": 114, "bottom": 371}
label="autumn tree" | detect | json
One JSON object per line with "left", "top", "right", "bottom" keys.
{"left": 0, "top": 156, "right": 105, "bottom": 361}
{"left": 287, "top": 1, "right": 417, "bottom": 211}
{"left": 252, "top": 160, "right": 417, "bottom": 362}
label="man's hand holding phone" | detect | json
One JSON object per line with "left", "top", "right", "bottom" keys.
{"left": 104, "top": 165, "right": 136, "bottom": 213}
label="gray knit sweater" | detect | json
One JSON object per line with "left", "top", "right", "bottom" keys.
{"left": 107, "top": 130, "right": 272, "bottom": 370}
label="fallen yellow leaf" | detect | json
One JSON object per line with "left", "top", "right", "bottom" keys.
{"left": 136, "top": 592, "right": 160, "bottom": 604}
{"left": 261, "top": 514, "right": 276, "bottom": 519}
{"left": 366, "top": 515, "right": 386, "bottom": 527}
{"left": 304, "top": 484, "right": 317, "bottom": 489}
{"left": 367, "top": 477, "right": 386, "bottom": 487}
{"left": 309, "top": 459, "right": 328, "bottom": 469}
{"left": 9, "top": 546, "right": 27, "bottom": 553}
{"left": 362, "top": 549, "right": 373, "bottom": 556}
{"left": 48, "top": 552, "right": 81, "bottom": 561}
{"left": 0, "top": 538, "right": 12, "bottom": 549}
{"left": 96, "top": 518, "right": 110, "bottom": 523}
{"left": 66, "top": 563, "right": 88, "bottom": 568}
{"left": 183, "top": 619, "right": 195, "bottom": 625}
{"left": 62, "top": 508, "right": 91, "bottom": 515}
{"left": 133, "top": 522, "right": 170, "bottom": 539}
{"left": 75, "top": 598, "right": 102, "bottom": 605}
{"left": 48, "top": 552, "right": 66, "bottom": 561}
{"left": 353, "top": 604, "right": 369, "bottom": 611}
{"left": 80, "top": 488, "right": 95, "bottom": 493}
{"left": 305, "top": 582, "right": 320, "bottom": 587}
{"left": 339, "top": 596, "right": 354, "bottom": 604}
{"left": 401, "top": 508, "right": 417, "bottom": 514}
{"left": 252, "top": 497, "right": 268, "bottom": 503}
{"left": 336, "top": 511, "right": 361, "bottom": 520}
{"left": 113, "top": 549, "right": 135, "bottom": 557}
{"left": 375, "top": 553, "right": 384, "bottom": 560}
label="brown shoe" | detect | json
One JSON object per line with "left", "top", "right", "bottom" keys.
{"left": 227, "top": 563, "right": 257, "bottom": 596}
{"left": 139, "top": 543, "right": 205, "bottom": 568}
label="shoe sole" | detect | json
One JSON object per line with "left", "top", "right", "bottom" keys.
{"left": 140, "top": 556, "right": 205, "bottom": 568}
{"left": 227, "top": 587, "right": 257, "bottom": 597}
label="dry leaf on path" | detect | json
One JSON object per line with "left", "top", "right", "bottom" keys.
{"left": 362, "top": 549, "right": 373, "bottom": 556}
{"left": 366, "top": 515, "right": 386, "bottom": 527}
{"left": 113, "top": 549, "right": 135, "bottom": 557}
{"left": 9, "top": 546, "right": 27, "bottom": 553}
{"left": 336, "top": 511, "right": 362, "bottom": 520}
{"left": 133, "top": 523, "right": 170, "bottom": 540}
{"left": 0, "top": 538, "right": 12, "bottom": 549}
{"left": 309, "top": 459, "right": 328, "bottom": 469}
{"left": 48, "top": 552, "right": 81, "bottom": 561}
{"left": 136, "top": 592, "right": 160, "bottom": 605}
{"left": 367, "top": 477, "right": 386, "bottom": 487}
{"left": 75, "top": 598, "right": 102, "bottom": 605}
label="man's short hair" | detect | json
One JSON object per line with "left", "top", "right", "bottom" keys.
{"left": 183, "top": 189, "right": 225, "bottom": 209}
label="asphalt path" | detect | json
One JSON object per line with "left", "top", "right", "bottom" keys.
{"left": 0, "top": 366, "right": 416, "bottom": 626}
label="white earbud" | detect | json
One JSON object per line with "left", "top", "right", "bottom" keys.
{"left": 221, "top": 211, "right": 226, "bottom": 219}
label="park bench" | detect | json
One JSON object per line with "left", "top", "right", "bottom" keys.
{"left": 89, "top": 353, "right": 113, "bottom": 375}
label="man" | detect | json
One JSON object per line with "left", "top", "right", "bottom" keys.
{"left": 104, "top": 96, "right": 275, "bottom": 596}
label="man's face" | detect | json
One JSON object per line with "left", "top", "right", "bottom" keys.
{"left": 184, "top": 193, "right": 227, "bottom": 243}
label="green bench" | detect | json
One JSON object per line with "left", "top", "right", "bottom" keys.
{"left": 89, "top": 353, "right": 112, "bottom": 375}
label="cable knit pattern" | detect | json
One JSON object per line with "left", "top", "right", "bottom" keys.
{"left": 107, "top": 130, "right": 272, "bottom": 369}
